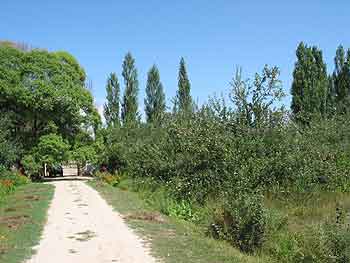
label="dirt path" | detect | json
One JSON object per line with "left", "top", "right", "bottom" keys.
{"left": 26, "top": 180, "right": 157, "bottom": 263}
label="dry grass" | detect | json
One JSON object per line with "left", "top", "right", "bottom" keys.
{"left": 124, "top": 211, "right": 165, "bottom": 223}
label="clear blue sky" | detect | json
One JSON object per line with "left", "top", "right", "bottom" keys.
{"left": 1, "top": 0, "right": 349, "bottom": 115}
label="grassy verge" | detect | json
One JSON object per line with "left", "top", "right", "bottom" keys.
{"left": 262, "top": 192, "right": 350, "bottom": 262}
{"left": 90, "top": 177, "right": 350, "bottom": 262}
{"left": 265, "top": 192, "right": 350, "bottom": 231}
{"left": 89, "top": 180, "right": 270, "bottom": 263}
{"left": 0, "top": 183, "right": 54, "bottom": 263}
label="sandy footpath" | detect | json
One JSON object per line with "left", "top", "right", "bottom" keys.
{"left": 25, "top": 180, "right": 157, "bottom": 263}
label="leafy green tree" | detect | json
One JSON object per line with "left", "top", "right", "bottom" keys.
{"left": 70, "top": 131, "right": 97, "bottom": 175}
{"left": 35, "top": 134, "right": 70, "bottom": 167}
{"left": 0, "top": 115, "right": 19, "bottom": 168}
{"left": 326, "top": 75, "right": 336, "bottom": 116}
{"left": 175, "top": 57, "right": 193, "bottom": 115}
{"left": 71, "top": 145, "right": 96, "bottom": 175}
{"left": 291, "top": 42, "right": 328, "bottom": 121}
{"left": 145, "top": 65, "right": 166, "bottom": 124}
{"left": 333, "top": 45, "right": 350, "bottom": 114}
{"left": 230, "top": 66, "right": 284, "bottom": 128}
{"left": 104, "top": 73, "right": 120, "bottom": 127}
{"left": 22, "top": 154, "right": 42, "bottom": 178}
{"left": 121, "top": 52, "right": 139, "bottom": 126}
{"left": 23, "top": 134, "right": 69, "bottom": 177}
{"left": 0, "top": 45, "right": 100, "bottom": 153}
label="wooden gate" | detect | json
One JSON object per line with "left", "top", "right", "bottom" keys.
{"left": 62, "top": 164, "right": 78, "bottom": 176}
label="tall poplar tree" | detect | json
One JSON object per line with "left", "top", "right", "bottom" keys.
{"left": 291, "top": 42, "right": 328, "bottom": 120}
{"left": 144, "top": 65, "right": 166, "bottom": 124}
{"left": 333, "top": 45, "right": 350, "bottom": 113}
{"left": 176, "top": 57, "right": 192, "bottom": 115}
{"left": 121, "top": 52, "right": 139, "bottom": 125}
{"left": 103, "top": 73, "right": 120, "bottom": 127}
{"left": 326, "top": 75, "right": 336, "bottom": 115}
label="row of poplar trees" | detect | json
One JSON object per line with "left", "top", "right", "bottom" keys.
{"left": 103, "top": 53, "right": 192, "bottom": 127}
{"left": 291, "top": 42, "right": 350, "bottom": 121}
{"left": 104, "top": 42, "right": 350, "bottom": 127}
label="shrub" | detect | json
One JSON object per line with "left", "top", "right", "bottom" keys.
{"left": 210, "top": 193, "right": 268, "bottom": 253}
{"left": 22, "top": 154, "right": 42, "bottom": 179}
{"left": 0, "top": 170, "right": 30, "bottom": 199}
{"left": 0, "top": 179, "right": 15, "bottom": 194}
{"left": 166, "top": 199, "right": 199, "bottom": 221}
{"left": 128, "top": 177, "right": 200, "bottom": 222}
{"left": 323, "top": 206, "right": 350, "bottom": 262}
{"left": 95, "top": 171, "right": 121, "bottom": 187}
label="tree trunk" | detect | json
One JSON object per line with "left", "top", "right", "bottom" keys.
{"left": 44, "top": 163, "right": 47, "bottom": 177}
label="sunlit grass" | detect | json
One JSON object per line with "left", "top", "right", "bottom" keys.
{"left": 0, "top": 183, "right": 54, "bottom": 263}
{"left": 265, "top": 192, "right": 350, "bottom": 232}
{"left": 89, "top": 180, "right": 271, "bottom": 263}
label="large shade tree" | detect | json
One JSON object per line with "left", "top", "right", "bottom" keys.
{"left": 0, "top": 43, "right": 100, "bottom": 167}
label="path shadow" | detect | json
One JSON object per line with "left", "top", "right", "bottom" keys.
{"left": 41, "top": 176, "right": 93, "bottom": 182}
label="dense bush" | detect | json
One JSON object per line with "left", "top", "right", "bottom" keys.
{"left": 98, "top": 111, "right": 350, "bottom": 254}
{"left": 209, "top": 192, "right": 267, "bottom": 253}
{"left": 104, "top": 114, "right": 350, "bottom": 196}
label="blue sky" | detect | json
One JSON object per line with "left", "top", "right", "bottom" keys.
{"left": 1, "top": 0, "right": 349, "bottom": 115}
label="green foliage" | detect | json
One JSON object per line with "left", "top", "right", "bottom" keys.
{"left": 323, "top": 206, "right": 350, "bottom": 262}
{"left": 100, "top": 66, "right": 350, "bottom": 257}
{"left": 35, "top": 134, "right": 69, "bottom": 166}
{"left": 291, "top": 42, "right": 328, "bottom": 121}
{"left": 0, "top": 45, "right": 99, "bottom": 163}
{"left": 166, "top": 199, "right": 199, "bottom": 222}
{"left": 230, "top": 65, "right": 285, "bottom": 128}
{"left": 95, "top": 171, "right": 121, "bottom": 187}
{"left": 0, "top": 115, "right": 20, "bottom": 168}
{"left": 264, "top": 209, "right": 350, "bottom": 263}
{"left": 71, "top": 145, "right": 96, "bottom": 167}
{"left": 333, "top": 45, "right": 350, "bottom": 114}
{"left": 210, "top": 193, "right": 267, "bottom": 253}
{"left": 70, "top": 131, "right": 97, "bottom": 170}
{"left": 121, "top": 52, "right": 139, "bottom": 126}
{"left": 4, "top": 39, "right": 349, "bottom": 260}
{"left": 22, "top": 134, "right": 69, "bottom": 177}
{"left": 0, "top": 170, "right": 30, "bottom": 199}
{"left": 174, "top": 57, "right": 193, "bottom": 115}
{"left": 104, "top": 72, "right": 120, "bottom": 127}
{"left": 145, "top": 65, "right": 166, "bottom": 124}
{"left": 21, "top": 154, "right": 42, "bottom": 178}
